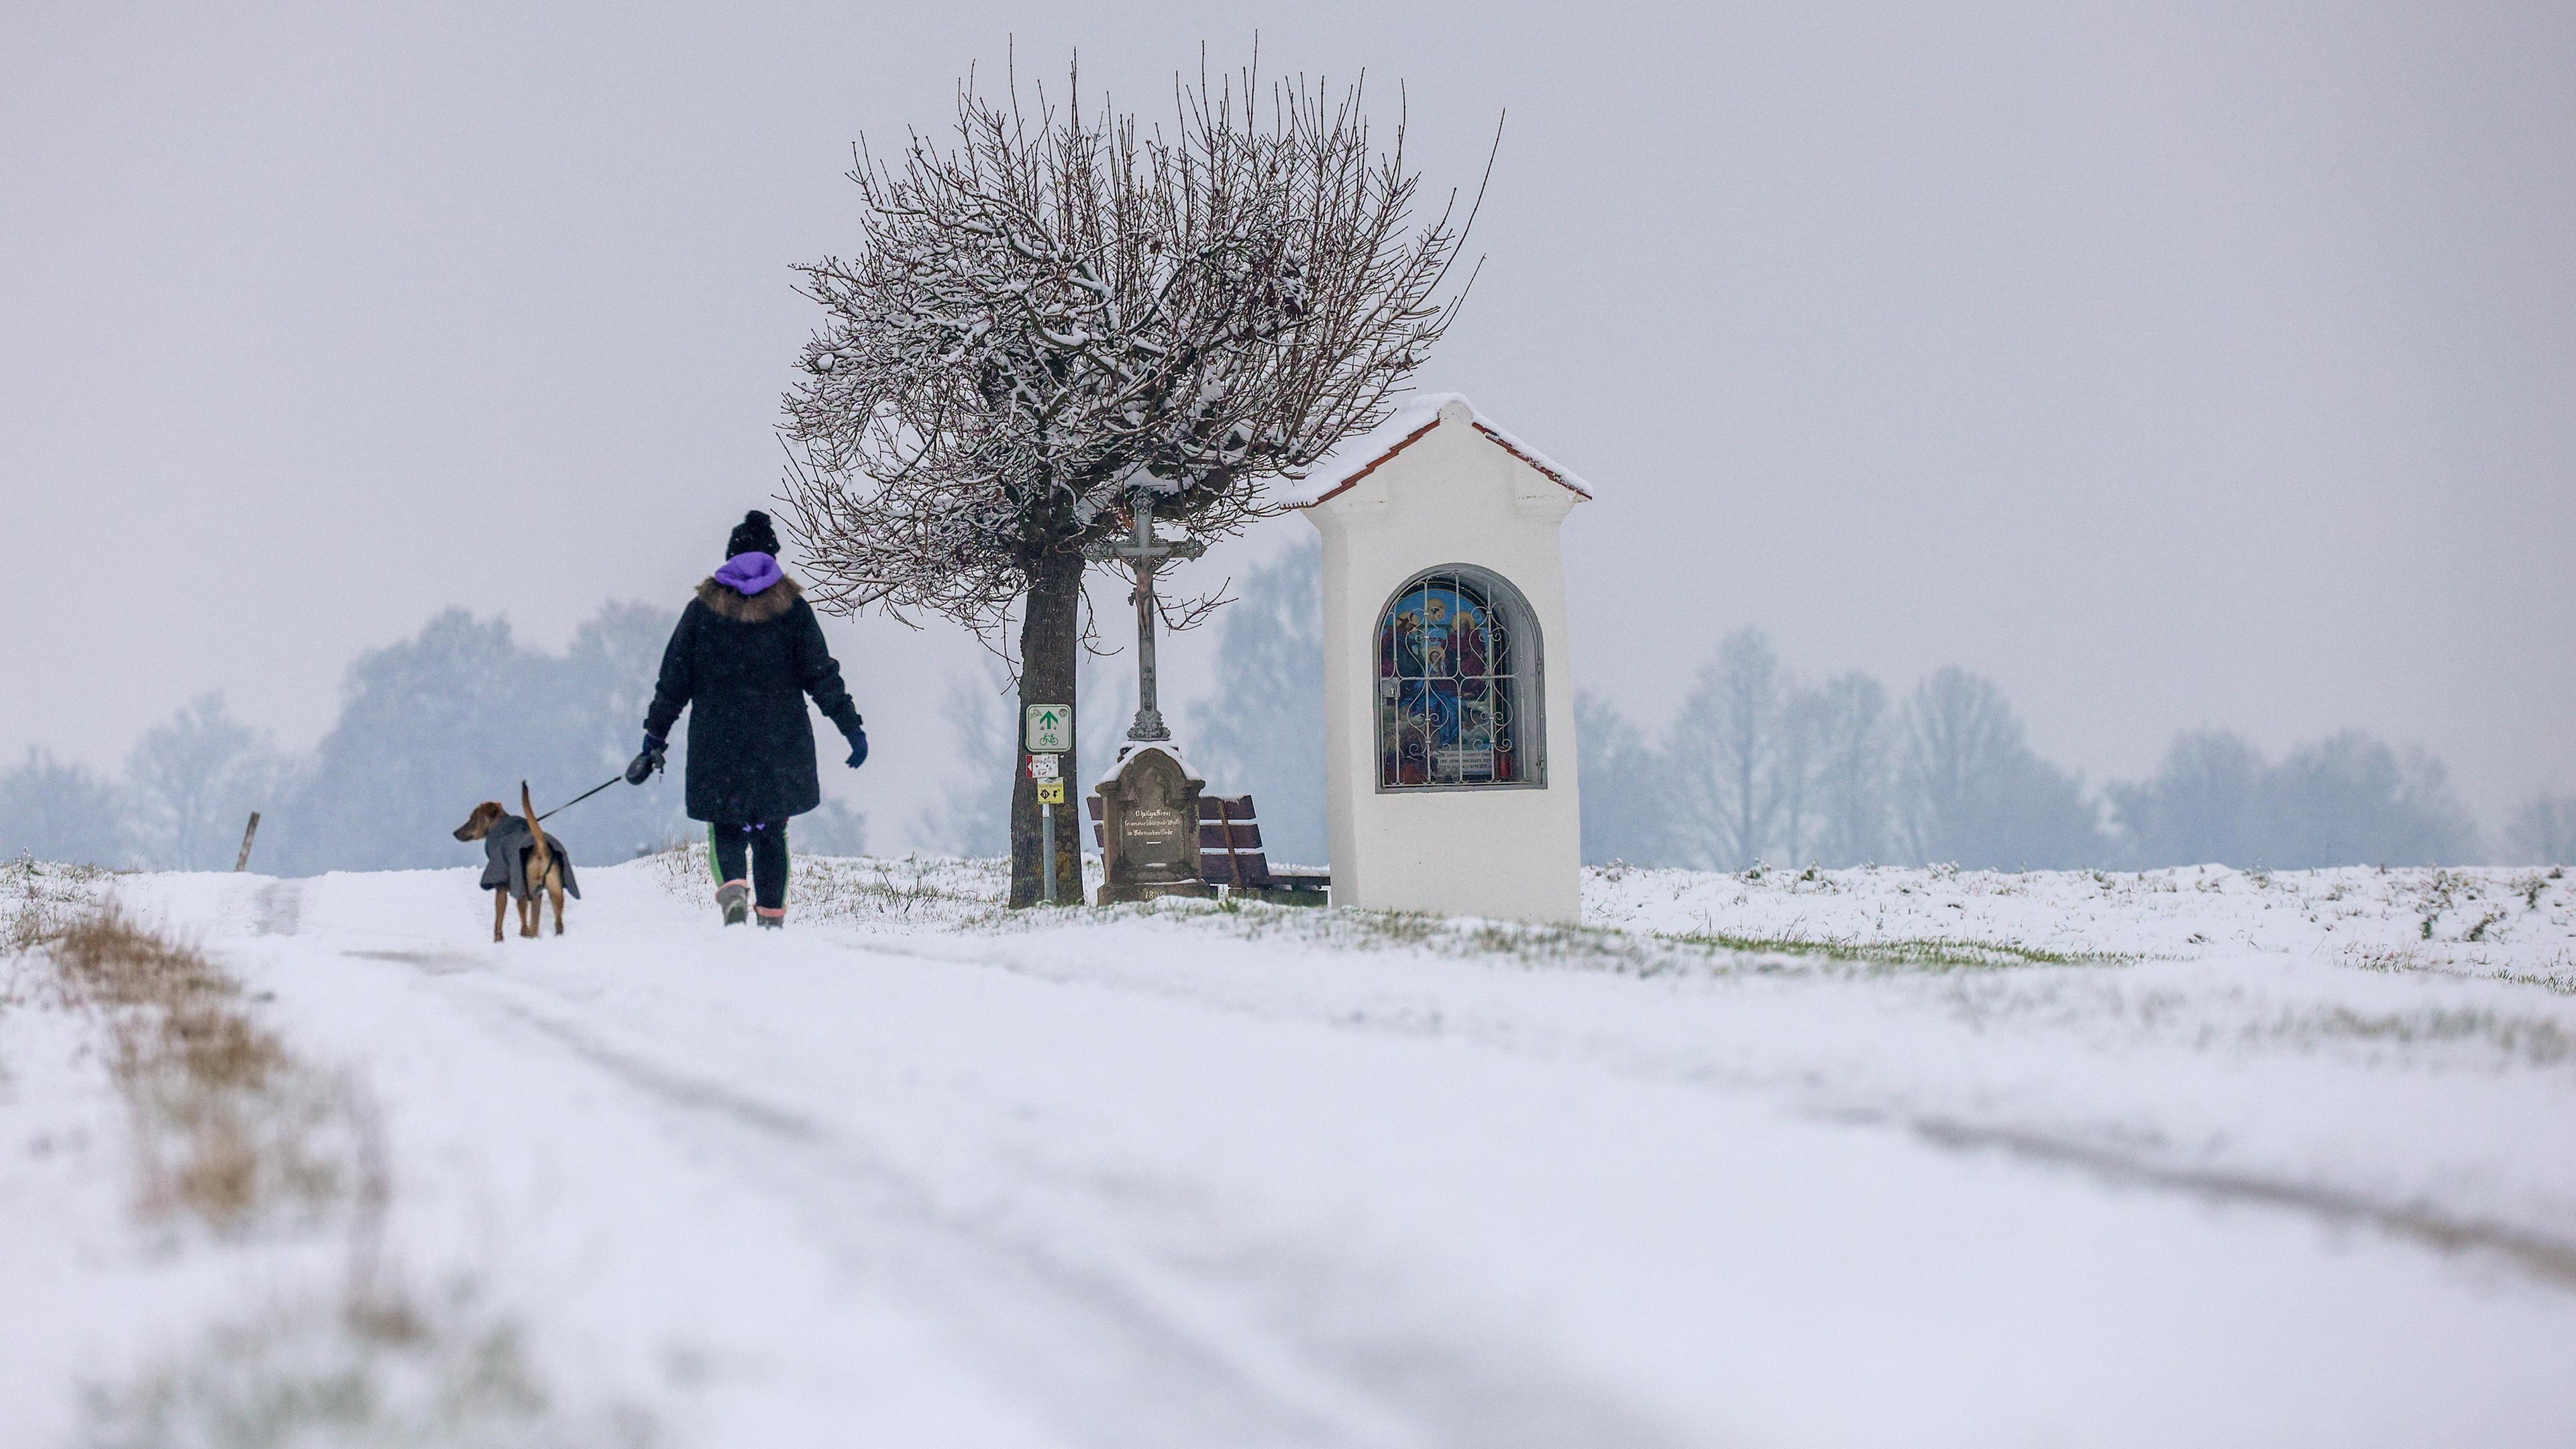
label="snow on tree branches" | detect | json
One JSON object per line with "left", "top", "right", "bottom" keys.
{"left": 779, "top": 60, "right": 1486, "bottom": 907}
{"left": 778, "top": 64, "right": 1485, "bottom": 636}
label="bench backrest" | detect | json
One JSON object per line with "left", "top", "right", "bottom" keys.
{"left": 1087, "top": 792, "right": 1275, "bottom": 886}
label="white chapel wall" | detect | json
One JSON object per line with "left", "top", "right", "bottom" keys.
{"left": 1303, "top": 401, "right": 1585, "bottom": 924}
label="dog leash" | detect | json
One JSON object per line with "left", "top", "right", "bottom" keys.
{"left": 537, "top": 773, "right": 624, "bottom": 824}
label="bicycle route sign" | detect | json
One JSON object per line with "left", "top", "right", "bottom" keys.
{"left": 1025, "top": 704, "right": 1072, "bottom": 754}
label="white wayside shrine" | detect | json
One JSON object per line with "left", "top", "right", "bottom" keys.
{"left": 1287, "top": 394, "right": 1591, "bottom": 924}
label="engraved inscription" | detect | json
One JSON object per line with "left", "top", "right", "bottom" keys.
{"left": 1093, "top": 745, "right": 1215, "bottom": 904}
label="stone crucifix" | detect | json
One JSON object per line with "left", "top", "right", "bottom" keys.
{"left": 1085, "top": 492, "right": 1205, "bottom": 745}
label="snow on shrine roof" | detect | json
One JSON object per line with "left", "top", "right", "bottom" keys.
{"left": 1270, "top": 392, "right": 1595, "bottom": 509}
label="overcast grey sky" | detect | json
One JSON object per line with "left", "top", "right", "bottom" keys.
{"left": 5, "top": 1, "right": 2571, "bottom": 845}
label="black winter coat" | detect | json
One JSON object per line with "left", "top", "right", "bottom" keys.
{"left": 644, "top": 576, "right": 862, "bottom": 824}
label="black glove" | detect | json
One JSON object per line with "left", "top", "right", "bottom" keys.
{"left": 625, "top": 734, "right": 667, "bottom": 786}
{"left": 843, "top": 722, "right": 868, "bottom": 770}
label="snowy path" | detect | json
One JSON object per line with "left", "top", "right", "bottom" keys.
{"left": 50, "top": 863, "right": 2576, "bottom": 1444}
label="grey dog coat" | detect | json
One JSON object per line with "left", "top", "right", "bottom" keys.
{"left": 477, "top": 816, "right": 581, "bottom": 902}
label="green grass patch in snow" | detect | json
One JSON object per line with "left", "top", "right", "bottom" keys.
{"left": 1662, "top": 929, "right": 2114, "bottom": 972}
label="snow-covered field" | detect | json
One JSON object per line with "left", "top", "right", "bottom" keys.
{"left": 5, "top": 853, "right": 2573, "bottom": 1446}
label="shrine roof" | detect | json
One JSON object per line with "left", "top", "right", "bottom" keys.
{"left": 1269, "top": 393, "right": 1595, "bottom": 509}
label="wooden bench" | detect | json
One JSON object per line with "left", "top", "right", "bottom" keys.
{"left": 1087, "top": 793, "right": 1330, "bottom": 906}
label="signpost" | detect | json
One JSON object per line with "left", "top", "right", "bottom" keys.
{"left": 1025, "top": 704, "right": 1072, "bottom": 755}
{"left": 1026, "top": 704, "right": 1071, "bottom": 905}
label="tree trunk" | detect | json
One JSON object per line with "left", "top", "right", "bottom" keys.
{"left": 1010, "top": 546, "right": 1087, "bottom": 907}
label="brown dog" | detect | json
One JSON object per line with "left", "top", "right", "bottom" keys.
{"left": 451, "top": 783, "right": 573, "bottom": 942}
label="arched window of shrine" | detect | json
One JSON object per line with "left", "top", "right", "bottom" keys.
{"left": 1373, "top": 564, "right": 1547, "bottom": 792}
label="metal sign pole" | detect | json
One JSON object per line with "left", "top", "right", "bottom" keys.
{"left": 1041, "top": 796, "right": 1057, "bottom": 906}
{"left": 1024, "top": 705, "right": 1072, "bottom": 908}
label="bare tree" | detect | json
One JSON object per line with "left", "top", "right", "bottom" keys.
{"left": 124, "top": 693, "right": 274, "bottom": 869}
{"left": 911, "top": 670, "right": 1019, "bottom": 860}
{"left": 1575, "top": 692, "right": 1675, "bottom": 866}
{"left": 1808, "top": 672, "right": 1892, "bottom": 867}
{"left": 781, "top": 60, "right": 1481, "bottom": 904}
{"left": 1187, "top": 539, "right": 1328, "bottom": 865}
{"left": 1771, "top": 684, "right": 1829, "bottom": 866}
{"left": 1669, "top": 629, "right": 1788, "bottom": 869}
{"left": 1898, "top": 667, "right": 2104, "bottom": 869}
{"left": 2107, "top": 727, "right": 2265, "bottom": 868}
{"left": 2106, "top": 726, "right": 2479, "bottom": 869}
{"left": 1, "top": 747, "right": 131, "bottom": 869}
{"left": 2257, "top": 731, "right": 2475, "bottom": 867}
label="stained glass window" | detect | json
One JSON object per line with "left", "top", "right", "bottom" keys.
{"left": 1375, "top": 566, "right": 1544, "bottom": 790}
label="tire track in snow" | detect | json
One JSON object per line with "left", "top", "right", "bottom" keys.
{"left": 1900, "top": 1116, "right": 2576, "bottom": 1289}
{"left": 857, "top": 926, "right": 2576, "bottom": 1295}
{"left": 394, "top": 956, "right": 1686, "bottom": 1449}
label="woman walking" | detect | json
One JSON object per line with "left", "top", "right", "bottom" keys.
{"left": 628, "top": 511, "right": 867, "bottom": 928}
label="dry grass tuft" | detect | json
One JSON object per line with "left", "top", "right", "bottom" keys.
{"left": 51, "top": 906, "right": 232, "bottom": 1005}
{"left": 6, "top": 851, "right": 110, "bottom": 953}
{"left": 54, "top": 906, "right": 287, "bottom": 1085}
{"left": 9, "top": 873, "right": 650, "bottom": 1444}
{"left": 43, "top": 904, "right": 341, "bottom": 1230}
{"left": 82, "top": 1280, "right": 659, "bottom": 1449}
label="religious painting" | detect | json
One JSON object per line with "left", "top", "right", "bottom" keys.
{"left": 1375, "top": 567, "right": 1536, "bottom": 788}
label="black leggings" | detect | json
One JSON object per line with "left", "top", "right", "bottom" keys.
{"left": 708, "top": 819, "right": 790, "bottom": 912}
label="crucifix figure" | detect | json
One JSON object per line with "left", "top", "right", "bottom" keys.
{"left": 1085, "top": 492, "right": 1205, "bottom": 745}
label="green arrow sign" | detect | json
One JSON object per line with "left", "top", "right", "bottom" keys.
{"left": 1024, "top": 704, "right": 1072, "bottom": 755}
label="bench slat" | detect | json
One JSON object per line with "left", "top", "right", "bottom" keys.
{"left": 1199, "top": 849, "right": 1269, "bottom": 885}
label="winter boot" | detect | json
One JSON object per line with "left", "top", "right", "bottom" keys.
{"left": 754, "top": 907, "right": 786, "bottom": 930}
{"left": 716, "top": 880, "right": 751, "bottom": 926}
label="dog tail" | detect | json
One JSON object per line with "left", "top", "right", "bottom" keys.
{"left": 521, "top": 781, "right": 551, "bottom": 878}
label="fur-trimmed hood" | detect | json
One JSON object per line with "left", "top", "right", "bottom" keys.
{"left": 696, "top": 574, "right": 802, "bottom": 624}
{"left": 647, "top": 568, "right": 861, "bottom": 823}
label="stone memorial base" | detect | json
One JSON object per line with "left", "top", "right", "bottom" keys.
{"left": 1093, "top": 744, "right": 1218, "bottom": 906}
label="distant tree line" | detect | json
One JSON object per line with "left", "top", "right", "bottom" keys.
{"left": 16, "top": 558, "right": 2568, "bottom": 876}
{"left": 916, "top": 543, "right": 2563, "bottom": 872}
{"left": 1, "top": 604, "right": 867, "bottom": 875}
{"left": 1577, "top": 627, "right": 2560, "bottom": 870}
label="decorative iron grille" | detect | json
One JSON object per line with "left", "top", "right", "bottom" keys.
{"left": 1375, "top": 566, "right": 1542, "bottom": 789}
